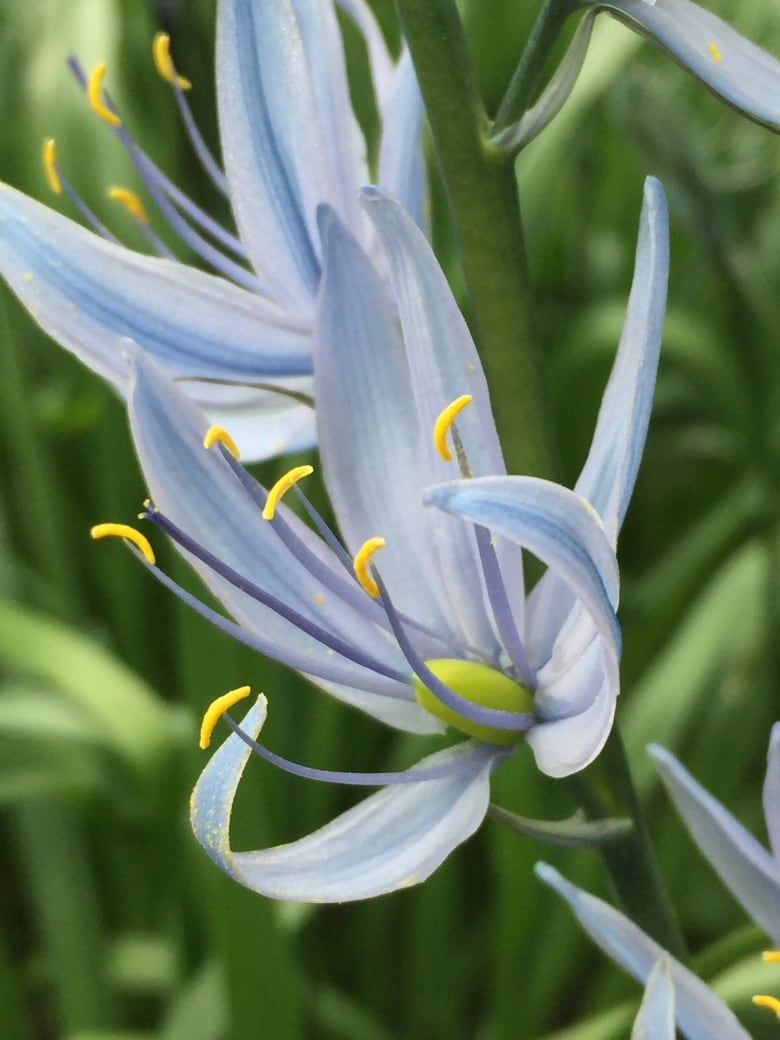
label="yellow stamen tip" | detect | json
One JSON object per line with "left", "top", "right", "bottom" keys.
{"left": 353, "top": 537, "right": 386, "bottom": 598}
{"left": 763, "top": 950, "right": 780, "bottom": 963}
{"left": 42, "top": 138, "right": 62, "bottom": 194}
{"left": 433, "top": 394, "right": 473, "bottom": 461}
{"left": 707, "top": 40, "right": 723, "bottom": 62}
{"left": 262, "top": 465, "right": 314, "bottom": 520}
{"left": 203, "top": 425, "right": 240, "bottom": 459}
{"left": 199, "top": 685, "right": 252, "bottom": 749}
{"left": 753, "top": 994, "right": 780, "bottom": 1016}
{"left": 153, "top": 31, "right": 192, "bottom": 90}
{"left": 107, "top": 186, "right": 148, "bottom": 223}
{"left": 90, "top": 522, "right": 155, "bottom": 565}
{"left": 87, "top": 62, "right": 122, "bottom": 127}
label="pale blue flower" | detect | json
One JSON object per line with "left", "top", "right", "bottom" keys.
{"left": 536, "top": 862, "right": 751, "bottom": 1039}
{"left": 0, "top": 0, "right": 423, "bottom": 460}
{"left": 106, "top": 176, "right": 667, "bottom": 901}
{"left": 633, "top": 957, "right": 675, "bottom": 1039}
{"left": 649, "top": 726, "right": 780, "bottom": 944}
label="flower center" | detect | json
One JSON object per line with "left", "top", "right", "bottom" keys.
{"left": 412, "top": 659, "right": 534, "bottom": 746}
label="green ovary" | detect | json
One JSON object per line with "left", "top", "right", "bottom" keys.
{"left": 412, "top": 659, "right": 534, "bottom": 746}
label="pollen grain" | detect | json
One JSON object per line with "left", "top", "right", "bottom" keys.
{"left": 353, "top": 537, "right": 386, "bottom": 598}
{"left": 90, "top": 522, "right": 156, "bottom": 565}
{"left": 203, "top": 425, "right": 240, "bottom": 459}
{"left": 434, "top": 394, "right": 472, "bottom": 461}
{"left": 199, "top": 685, "right": 252, "bottom": 748}
{"left": 87, "top": 62, "right": 122, "bottom": 127}
{"left": 153, "top": 32, "right": 192, "bottom": 90}
{"left": 262, "top": 465, "right": 314, "bottom": 520}
{"left": 107, "top": 186, "right": 148, "bottom": 223}
{"left": 42, "top": 138, "right": 62, "bottom": 194}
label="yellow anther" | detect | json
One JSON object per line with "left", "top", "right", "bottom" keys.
{"left": 90, "top": 522, "right": 156, "bottom": 565}
{"left": 152, "top": 32, "right": 192, "bottom": 90}
{"left": 87, "top": 62, "right": 122, "bottom": 127}
{"left": 753, "top": 994, "right": 780, "bottom": 1016}
{"left": 199, "top": 685, "right": 252, "bottom": 749}
{"left": 433, "top": 394, "right": 473, "bottom": 462}
{"left": 107, "top": 186, "right": 148, "bottom": 223}
{"left": 262, "top": 465, "right": 314, "bottom": 520}
{"left": 707, "top": 40, "right": 723, "bottom": 62}
{"left": 203, "top": 425, "right": 240, "bottom": 459}
{"left": 353, "top": 537, "right": 386, "bottom": 598}
{"left": 42, "top": 138, "right": 62, "bottom": 194}
{"left": 764, "top": 951, "right": 780, "bottom": 963}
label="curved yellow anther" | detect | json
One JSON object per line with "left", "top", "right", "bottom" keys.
{"left": 353, "top": 537, "right": 386, "bottom": 598}
{"left": 203, "top": 425, "right": 240, "bottom": 459}
{"left": 152, "top": 32, "right": 192, "bottom": 90}
{"left": 87, "top": 62, "right": 122, "bottom": 127}
{"left": 433, "top": 394, "right": 472, "bottom": 461}
{"left": 199, "top": 685, "right": 252, "bottom": 749}
{"left": 90, "top": 522, "right": 156, "bottom": 565}
{"left": 753, "top": 994, "right": 780, "bottom": 1016}
{"left": 42, "top": 138, "right": 62, "bottom": 194}
{"left": 764, "top": 950, "right": 780, "bottom": 963}
{"left": 707, "top": 40, "right": 723, "bottom": 62}
{"left": 107, "top": 186, "right": 148, "bottom": 223}
{"left": 263, "top": 465, "right": 314, "bottom": 520}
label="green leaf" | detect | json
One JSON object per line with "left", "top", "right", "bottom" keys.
{"left": 488, "top": 804, "right": 633, "bottom": 846}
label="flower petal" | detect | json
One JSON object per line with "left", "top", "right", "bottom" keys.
{"left": 377, "top": 50, "right": 427, "bottom": 230}
{"left": 764, "top": 723, "right": 780, "bottom": 872}
{"left": 592, "top": 0, "right": 780, "bottom": 132}
{"left": 574, "top": 175, "right": 668, "bottom": 542}
{"left": 536, "top": 863, "right": 751, "bottom": 1040}
{"left": 191, "top": 696, "right": 496, "bottom": 901}
{"left": 631, "top": 957, "right": 675, "bottom": 1040}
{"left": 649, "top": 743, "right": 780, "bottom": 944}
{"left": 0, "top": 183, "right": 311, "bottom": 387}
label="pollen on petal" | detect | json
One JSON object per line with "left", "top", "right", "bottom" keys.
{"left": 203, "top": 425, "right": 240, "bottom": 459}
{"left": 87, "top": 62, "right": 122, "bottom": 127}
{"left": 107, "top": 186, "right": 149, "bottom": 223}
{"left": 433, "top": 395, "right": 472, "bottom": 461}
{"left": 707, "top": 40, "right": 723, "bottom": 62}
{"left": 42, "top": 138, "right": 62, "bottom": 194}
{"left": 353, "top": 537, "right": 386, "bottom": 597}
{"left": 152, "top": 31, "right": 192, "bottom": 90}
{"left": 90, "top": 522, "right": 156, "bottom": 565}
{"left": 199, "top": 685, "right": 252, "bottom": 749}
{"left": 262, "top": 465, "right": 314, "bottom": 520}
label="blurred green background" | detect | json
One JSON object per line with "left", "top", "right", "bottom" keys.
{"left": 1, "top": 1, "right": 779, "bottom": 1036}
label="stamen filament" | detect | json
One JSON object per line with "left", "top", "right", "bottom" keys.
{"left": 434, "top": 394, "right": 472, "bottom": 462}
{"left": 87, "top": 62, "right": 122, "bottom": 127}
{"left": 200, "top": 685, "right": 251, "bottom": 748}
{"left": 107, "top": 186, "right": 148, "bottom": 223}
{"left": 263, "top": 465, "right": 314, "bottom": 520}
{"left": 90, "top": 522, "right": 155, "bottom": 565}
{"left": 42, "top": 138, "right": 62, "bottom": 194}
{"left": 353, "top": 538, "right": 386, "bottom": 597}
{"left": 152, "top": 32, "right": 192, "bottom": 90}
{"left": 203, "top": 425, "right": 240, "bottom": 459}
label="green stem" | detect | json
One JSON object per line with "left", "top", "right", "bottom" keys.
{"left": 393, "top": 0, "right": 555, "bottom": 479}
{"left": 570, "top": 725, "right": 687, "bottom": 960}
{"left": 493, "top": 0, "right": 578, "bottom": 136}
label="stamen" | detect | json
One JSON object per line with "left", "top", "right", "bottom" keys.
{"left": 203, "top": 425, "right": 240, "bottom": 459}
{"left": 152, "top": 32, "right": 192, "bottom": 90}
{"left": 263, "top": 465, "right": 314, "bottom": 520}
{"left": 42, "top": 138, "right": 62, "bottom": 194}
{"left": 708, "top": 41, "right": 722, "bottom": 62}
{"left": 90, "top": 522, "right": 155, "bottom": 565}
{"left": 433, "top": 395, "right": 472, "bottom": 462}
{"left": 200, "top": 685, "right": 251, "bottom": 748}
{"left": 107, "top": 186, "right": 148, "bottom": 223}
{"left": 87, "top": 62, "right": 122, "bottom": 127}
{"left": 764, "top": 951, "right": 780, "bottom": 963}
{"left": 353, "top": 538, "right": 386, "bottom": 597}
{"left": 752, "top": 994, "right": 780, "bottom": 1016}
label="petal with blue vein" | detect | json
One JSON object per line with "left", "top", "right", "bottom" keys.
{"left": 649, "top": 743, "right": 780, "bottom": 945}
{"left": 536, "top": 863, "right": 751, "bottom": 1040}
{"left": 378, "top": 50, "right": 426, "bottom": 230}
{"left": 631, "top": 958, "right": 675, "bottom": 1040}
{"left": 592, "top": 0, "right": 780, "bottom": 132}
{"left": 764, "top": 723, "right": 780, "bottom": 872}
{"left": 191, "top": 696, "right": 496, "bottom": 901}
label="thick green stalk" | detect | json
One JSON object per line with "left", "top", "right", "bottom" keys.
{"left": 393, "top": 0, "right": 555, "bottom": 478}
{"left": 570, "top": 726, "right": 687, "bottom": 960}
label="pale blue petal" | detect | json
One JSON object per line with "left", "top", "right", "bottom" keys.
{"left": 378, "top": 50, "right": 427, "bottom": 229}
{"left": 574, "top": 176, "right": 668, "bottom": 542}
{"left": 191, "top": 696, "right": 496, "bottom": 901}
{"left": 336, "top": 0, "right": 395, "bottom": 104}
{"left": 649, "top": 744, "right": 780, "bottom": 944}
{"left": 0, "top": 183, "right": 311, "bottom": 386}
{"left": 216, "top": 0, "right": 366, "bottom": 304}
{"left": 594, "top": 0, "right": 780, "bottom": 132}
{"left": 536, "top": 863, "right": 752, "bottom": 1040}
{"left": 128, "top": 353, "right": 426, "bottom": 731}
{"left": 764, "top": 724, "right": 780, "bottom": 871}
{"left": 631, "top": 958, "right": 675, "bottom": 1040}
